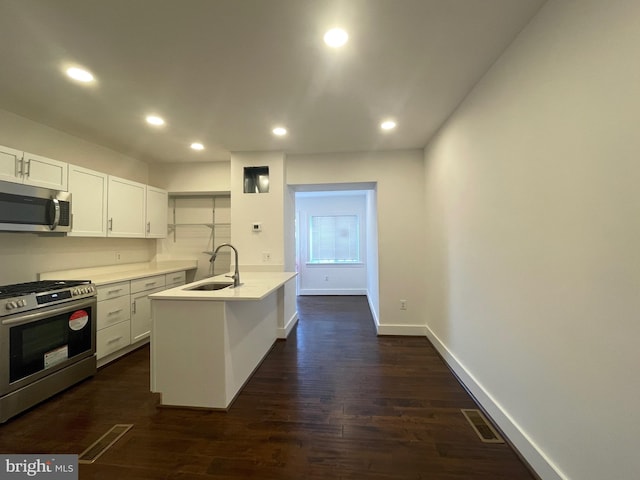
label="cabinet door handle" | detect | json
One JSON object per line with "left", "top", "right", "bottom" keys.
{"left": 131, "top": 301, "right": 136, "bottom": 314}
{"left": 147, "top": 221, "right": 151, "bottom": 233}
{"left": 107, "top": 336, "right": 123, "bottom": 344}
{"left": 17, "top": 158, "right": 24, "bottom": 176}
{"left": 108, "top": 218, "right": 113, "bottom": 231}
{"left": 24, "top": 159, "right": 31, "bottom": 177}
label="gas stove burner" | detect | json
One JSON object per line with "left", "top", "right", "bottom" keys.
{"left": 0, "top": 280, "right": 91, "bottom": 299}
{"left": 0, "top": 280, "right": 96, "bottom": 317}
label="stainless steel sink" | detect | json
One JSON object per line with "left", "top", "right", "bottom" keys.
{"left": 186, "top": 282, "right": 233, "bottom": 291}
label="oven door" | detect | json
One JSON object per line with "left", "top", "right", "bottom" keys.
{"left": 0, "top": 297, "right": 96, "bottom": 396}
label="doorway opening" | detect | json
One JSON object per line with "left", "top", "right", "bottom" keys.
{"left": 287, "top": 183, "right": 379, "bottom": 324}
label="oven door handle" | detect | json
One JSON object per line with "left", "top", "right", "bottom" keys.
{"left": 1, "top": 298, "right": 96, "bottom": 326}
{"left": 49, "top": 198, "right": 61, "bottom": 231}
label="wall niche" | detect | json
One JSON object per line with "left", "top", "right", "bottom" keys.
{"left": 243, "top": 166, "right": 269, "bottom": 193}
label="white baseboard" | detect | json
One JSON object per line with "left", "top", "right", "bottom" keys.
{"left": 424, "top": 324, "right": 565, "bottom": 480}
{"left": 298, "top": 288, "right": 367, "bottom": 296}
{"left": 366, "top": 294, "right": 379, "bottom": 329}
{"left": 277, "top": 311, "right": 299, "bottom": 339}
{"left": 376, "top": 324, "right": 426, "bottom": 336}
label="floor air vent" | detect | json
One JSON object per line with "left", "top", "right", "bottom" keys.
{"left": 79, "top": 424, "right": 133, "bottom": 464}
{"left": 461, "top": 409, "right": 504, "bottom": 444}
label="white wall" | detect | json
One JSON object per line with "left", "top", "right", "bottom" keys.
{"left": 287, "top": 150, "right": 426, "bottom": 334}
{"left": 156, "top": 195, "right": 231, "bottom": 280}
{"left": 422, "top": 1, "right": 640, "bottom": 479}
{"left": 0, "top": 109, "right": 156, "bottom": 283}
{"left": 365, "top": 189, "right": 380, "bottom": 326}
{"left": 0, "top": 108, "right": 149, "bottom": 184}
{"left": 296, "top": 192, "right": 368, "bottom": 295}
{"left": 147, "top": 161, "right": 230, "bottom": 193}
{"left": 0, "top": 234, "right": 155, "bottom": 285}
{"left": 230, "top": 152, "right": 285, "bottom": 270}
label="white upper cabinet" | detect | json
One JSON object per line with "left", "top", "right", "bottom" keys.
{"left": 0, "top": 144, "right": 68, "bottom": 190}
{"left": 107, "top": 176, "right": 146, "bottom": 238}
{"left": 67, "top": 168, "right": 168, "bottom": 239}
{"left": 145, "top": 186, "right": 168, "bottom": 238}
{"left": 0, "top": 144, "right": 22, "bottom": 184}
{"left": 22, "top": 152, "right": 68, "bottom": 190}
{"left": 68, "top": 165, "right": 108, "bottom": 237}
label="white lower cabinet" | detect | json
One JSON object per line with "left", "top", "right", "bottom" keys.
{"left": 96, "top": 281, "right": 131, "bottom": 360}
{"left": 97, "top": 321, "right": 132, "bottom": 359}
{"left": 165, "top": 271, "right": 186, "bottom": 288}
{"left": 96, "top": 270, "right": 186, "bottom": 365}
{"left": 97, "top": 294, "right": 130, "bottom": 330}
{"left": 130, "top": 274, "right": 166, "bottom": 343}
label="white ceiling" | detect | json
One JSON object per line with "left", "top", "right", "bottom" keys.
{"left": 0, "top": 0, "right": 545, "bottom": 163}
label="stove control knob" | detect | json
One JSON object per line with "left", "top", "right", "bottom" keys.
{"left": 18, "top": 299, "right": 27, "bottom": 307}
{"left": 6, "top": 301, "right": 17, "bottom": 310}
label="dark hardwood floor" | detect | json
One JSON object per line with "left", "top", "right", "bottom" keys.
{"left": 0, "top": 296, "right": 535, "bottom": 479}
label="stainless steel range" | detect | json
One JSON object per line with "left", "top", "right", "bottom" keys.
{"left": 0, "top": 280, "right": 97, "bottom": 423}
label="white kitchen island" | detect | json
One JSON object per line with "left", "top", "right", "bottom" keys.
{"left": 149, "top": 271, "right": 297, "bottom": 410}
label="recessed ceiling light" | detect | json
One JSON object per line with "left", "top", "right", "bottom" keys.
{"left": 145, "top": 115, "right": 165, "bottom": 126}
{"left": 324, "top": 28, "right": 348, "bottom": 48}
{"left": 272, "top": 127, "right": 287, "bottom": 136}
{"left": 65, "top": 66, "right": 94, "bottom": 83}
{"left": 190, "top": 142, "right": 204, "bottom": 151}
{"left": 380, "top": 120, "right": 397, "bottom": 131}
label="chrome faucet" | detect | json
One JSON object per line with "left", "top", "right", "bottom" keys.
{"left": 205, "top": 243, "right": 242, "bottom": 287}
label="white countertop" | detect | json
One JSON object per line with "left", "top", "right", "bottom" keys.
{"left": 40, "top": 260, "right": 198, "bottom": 286}
{"left": 149, "top": 271, "right": 297, "bottom": 301}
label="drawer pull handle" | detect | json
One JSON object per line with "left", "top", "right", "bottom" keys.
{"left": 107, "top": 336, "right": 123, "bottom": 344}
{"left": 145, "top": 282, "right": 157, "bottom": 287}
{"left": 107, "top": 309, "right": 123, "bottom": 316}
{"left": 108, "top": 288, "right": 123, "bottom": 294}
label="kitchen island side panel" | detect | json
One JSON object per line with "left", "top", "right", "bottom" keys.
{"left": 223, "top": 292, "right": 278, "bottom": 406}
{"left": 152, "top": 300, "right": 227, "bottom": 408}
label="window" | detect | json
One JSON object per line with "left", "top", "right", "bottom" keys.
{"left": 309, "top": 215, "right": 360, "bottom": 263}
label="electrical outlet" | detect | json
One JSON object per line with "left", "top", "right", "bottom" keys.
{"left": 400, "top": 299, "right": 407, "bottom": 310}
{"left": 262, "top": 252, "right": 271, "bottom": 262}
{"left": 324, "top": 275, "right": 329, "bottom": 281}
{"left": 115, "top": 252, "right": 121, "bottom": 262}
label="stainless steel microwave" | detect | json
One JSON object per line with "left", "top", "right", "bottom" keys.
{"left": 0, "top": 180, "right": 71, "bottom": 233}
